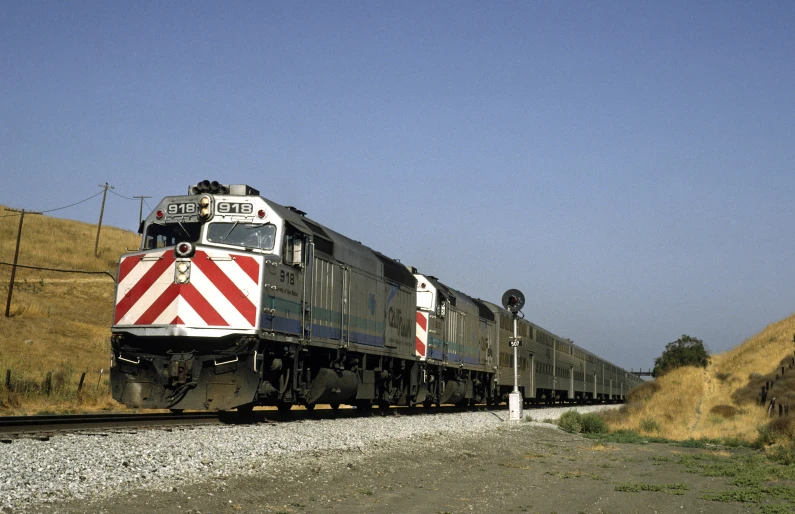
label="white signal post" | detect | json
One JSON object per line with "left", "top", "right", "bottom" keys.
{"left": 509, "top": 313, "right": 523, "bottom": 421}
{"left": 502, "top": 288, "right": 525, "bottom": 422}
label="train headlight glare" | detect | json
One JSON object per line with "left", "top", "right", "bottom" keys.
{"left": 199, "top": 196, "right": 212, "bottom": 219}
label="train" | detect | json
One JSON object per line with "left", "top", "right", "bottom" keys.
{"left": 109, "top": 180, "right": 644, "bottom": 412}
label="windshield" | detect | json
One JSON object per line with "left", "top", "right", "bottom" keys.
{"left": 143, "top": 222, "right": 202, "bottom": 249}
{"left": 206, "top": 222, "right": 276, "bottom": 251}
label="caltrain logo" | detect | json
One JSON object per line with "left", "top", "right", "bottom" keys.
{"left": 388, "top": 307, "right": 411, "bottom": 337}
{"left": 113, "top": 249, "right": 260, "bottom": 328}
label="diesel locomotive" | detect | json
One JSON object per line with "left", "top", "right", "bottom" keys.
{"left": 110, "top": 180, "right": 643, "bottom": 412}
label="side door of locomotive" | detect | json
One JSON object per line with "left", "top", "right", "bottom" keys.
{"left": 261, "top": 229, "right": 307, "bottom": 337}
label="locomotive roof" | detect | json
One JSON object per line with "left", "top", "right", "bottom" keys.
{"left": 262, "top": 197, "right": 415, "bottom": 288}
{"left": 413, "top": 272, "right": 495, "bottom": 322}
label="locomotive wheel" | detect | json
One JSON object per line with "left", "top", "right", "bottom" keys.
{"left": 277, "top": 401, "right": 292, "bottom": 413}
{"left": 169, "top": 409, "right": 184, "bottom": 414}
{"left": 305, "top": 403, "right": 315, "bottom": 411}
{"left": 237, "top": 404, "right": 254, "bottom": 415}
{"left": 330, "top": 403, "right": 340, "bottom": 411}
{"left": 423, "top": 398, "right": 433, "bottom": 409}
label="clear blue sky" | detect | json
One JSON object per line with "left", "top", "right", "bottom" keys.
{"left": 2, "top": 2, "right": 794, "bottom": 370}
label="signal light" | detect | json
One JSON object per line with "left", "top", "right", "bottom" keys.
{"left": 501, "top": 289, "right": 525, "bottom": 313}
{"left": 156, "top": 210, "right": 164, "bottom": 219}
{"left": 257, "top": 209, "right": 266, "bottom": 219}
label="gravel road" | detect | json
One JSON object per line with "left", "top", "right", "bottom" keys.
{"left": 0, "top": 405, "right": 765, "bottom": 513}
{"left": 0, "top": 405, "right": 613, "bottom": 512}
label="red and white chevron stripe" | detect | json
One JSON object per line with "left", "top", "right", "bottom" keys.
{"left": 415, "top": 311, "right": 428, "bottom": 358}
{"left": 113, "top": 248, "right": 261, "bottom": 329}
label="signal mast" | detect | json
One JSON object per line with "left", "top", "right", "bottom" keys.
{"left": 502, "top": 289, "right": 525, "bottom": 421}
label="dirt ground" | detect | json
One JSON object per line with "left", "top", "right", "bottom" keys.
{"left": 27, "top": 421, "right": 785, "bottom": 514}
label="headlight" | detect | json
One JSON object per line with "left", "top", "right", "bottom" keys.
{"left": 174, "top": 261, "right": 191, "bottom": 284}
{"left": 199, "top": 195, "right": 212, "bottom": 220}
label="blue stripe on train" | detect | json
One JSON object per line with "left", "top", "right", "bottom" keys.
{"left": 263, "top": 316, "right": 385, "bottom": 347}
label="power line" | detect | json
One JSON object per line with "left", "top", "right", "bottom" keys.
{"left": 1, "top": 190, "right": 105, "bottom": 218}
{"left": 109, "top": 189, "right": 136, "bottom": 200}
{"left": 40, "top": 190, "right": 104, "bottom": 213}
{"left": 0, "top": 261, "right": 115, "bottom": 280}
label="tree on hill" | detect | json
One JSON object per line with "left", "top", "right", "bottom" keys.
{"left": 652, "top": 334, "right": 710, "bottom": 378}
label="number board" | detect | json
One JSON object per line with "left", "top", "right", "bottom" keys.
{"left": 166, "top": 202, "right": 198, "bottom": 215}
{"left": 217, "top": 202, "right": 254, "bottom": 215}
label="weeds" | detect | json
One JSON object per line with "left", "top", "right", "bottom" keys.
{"left": 557, "top": 411, "right": 609, "bottom": 435}
{"left": 585, "top": 429, "right": 669, "bottom": 444}
{"left": 639, "top": 417, "right": 661, "bottom": 434}
{"left": 710, "top": 404, "right": 740, "bottom": 419}
{"left": 614, "top": 482, "right": 689, "bottom": 494}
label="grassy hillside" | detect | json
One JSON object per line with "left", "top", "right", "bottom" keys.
{"left": 605, "top": 313, "right": 795, "bottom": 443}
{"left": 0, "top": 206, "right": 140, "bottom": 413}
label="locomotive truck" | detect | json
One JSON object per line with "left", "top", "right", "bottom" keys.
{"left": 110, "top": 181, "right": 643, "bottom": 412}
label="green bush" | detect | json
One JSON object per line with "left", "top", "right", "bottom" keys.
{"left": 767, "top": 444, "right": 795, "bottom": 465}
{"left": 639, "top": 417, "right": 661, "bottom": 434}
{"left": 580, "top": 413, "right": 609, "bottom": 434}
{"left": 652, "top": 334, "right": 710, "bottom": 378}
{"left": 558, "top": 411, "right": 583, "bottom": 434}
{"left": 755, "top": 426, "right": 775, "bottom": 448}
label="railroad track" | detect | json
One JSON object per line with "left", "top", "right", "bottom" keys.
{"left": 0, "top": 405, "right": 482, "bottom": 438}
{"left": 0, "top": 411, "right": 231, "bottom": 438}
{"left": 0, "top": 402, "right": 610, "bottom": 440}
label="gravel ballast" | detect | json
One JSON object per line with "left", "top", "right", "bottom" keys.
{"left": 0, "top": 405, "right": 619, "bottom": 512}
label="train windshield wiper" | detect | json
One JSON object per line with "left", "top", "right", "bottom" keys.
{"left": 220, "top": 221, "right": 238, "bottom": 241}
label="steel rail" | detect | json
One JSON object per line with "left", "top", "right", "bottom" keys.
{"left": 0, "top": 402, "right": 613, "bottom": 439}
{"left": 0, "top": 412, "right": 223, "bottom": 435}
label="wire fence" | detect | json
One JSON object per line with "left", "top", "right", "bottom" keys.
{"left": 2, "top": 367, "right": 110, "bottom": 401}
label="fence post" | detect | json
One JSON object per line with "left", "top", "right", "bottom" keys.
{"left": 96, "top": 368, "right": 104, "bottom": 391}
{"left": 45, "top": 371, "right": 52, "bottom": 396}
{"left": 779, "top": 404, "right": 784, "bottom": 417}
{"left": 5, "top": 369, "right": 10, "bottom": 391}
{"left": 77, "top": 371, "right": 86, "bottom": 393}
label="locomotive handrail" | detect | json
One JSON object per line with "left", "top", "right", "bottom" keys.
{"left": 118, "top": 355, "right": 140, "bottom": 365}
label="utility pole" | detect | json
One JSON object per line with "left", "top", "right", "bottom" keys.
{"left": 95, "top": 182, "right": 113, "bottom": 257}
{"left": 5, "top": 208, "right": 42, "bottom": 317}
{"left": 133, "top": 195, "right": 151, "bottom": 227}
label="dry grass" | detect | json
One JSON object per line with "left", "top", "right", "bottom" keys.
{"left": 611, "top": 312, "right": 795, "bottom": 443}
{"left": 0, "top": 206, "right": 140, "bottom": 414}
